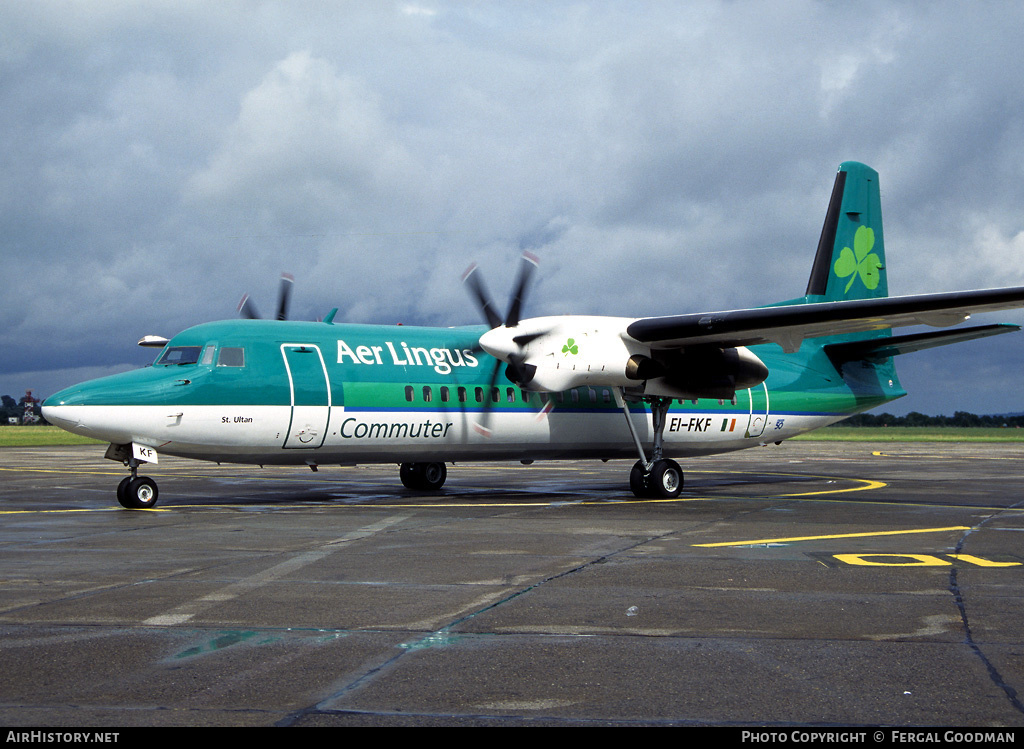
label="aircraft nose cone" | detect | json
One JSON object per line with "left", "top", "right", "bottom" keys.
{"left": 42, "top": 387, "right": 85, "bottom": 430}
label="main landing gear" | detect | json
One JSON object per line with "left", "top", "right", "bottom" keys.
{"left": 116, "top": 460, "right": 160, "bottom": 509}
{"left": 399, "top": 462, "right": 448, "bottom": 491}
{"left": 619, "top": 392, "right": 684, "bottom": 499}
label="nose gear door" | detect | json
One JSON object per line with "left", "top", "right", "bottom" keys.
{"left": 281, "top": 344, "right": 331, "bottom": 449}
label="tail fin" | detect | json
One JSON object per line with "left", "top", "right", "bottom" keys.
{"left": 807, "top": 163, "right": 900, "bottom": 399}
{"left": 805, "top": 161, "right": 888, "bottom": 303}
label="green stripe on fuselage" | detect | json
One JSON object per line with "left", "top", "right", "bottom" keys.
{"left": 44, "top": 318, "right": 905, "bottom": 419}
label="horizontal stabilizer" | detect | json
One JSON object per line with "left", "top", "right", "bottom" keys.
{"left": 824, "top": 324, "right": 1020, "bottom": 364}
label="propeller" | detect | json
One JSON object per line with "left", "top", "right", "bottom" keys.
{"left": 238, "top": 273, "right": 294, "bottom": 320}
{"left": 462, "top": 252, "right": 543, "bottom": 436}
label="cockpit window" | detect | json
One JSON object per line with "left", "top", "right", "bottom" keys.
{"left": 156, "top": 346, "right": 202, "bottom": 366}
{"left": 217, "top": 347, "right": 245, "bottom": 367}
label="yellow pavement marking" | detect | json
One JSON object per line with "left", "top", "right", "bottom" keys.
{"left": 693, "top": 525, "right": 971, "bottom": 548}
{"left": 947, "top": 553, "right": 1022, "bottom": 567}
{"left": 0, "top": 507, "right": 167, "bottom": 515}
{"left": 777, "top": 478, "right": 887, "bottom": 496}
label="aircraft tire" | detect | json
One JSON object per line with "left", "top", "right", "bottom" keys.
{"left": 649, "top": 459, "right": 683, "bottom": 499}
{"left": 419, "top": 462, "right": 447, "bottom": 490}
{"left": 121, "top": 476, "right": 159, "bottom": 509}
{"left": 116, "top": 477, "right": 133, "bottom": 508}
{"left": 629, "top": 461, "right": 651, "bottom": 498}
{"left": 400, "top": 462, "right": 447, "bottom": 491}
{"left": 399, "top": 462, "right": 421, "bottom": 489}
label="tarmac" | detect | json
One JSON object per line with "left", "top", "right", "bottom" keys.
{"left": 1, "top": 441, "right": 1023, "bottom": 727}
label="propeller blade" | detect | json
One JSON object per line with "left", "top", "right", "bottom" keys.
{"left": 472, "top": 359, "right": 504, "bottom": 438}
{"left": 238, "top": 273, "right": 295, "bottom": 320}
{"left": 462, "top": 263, "right": 503, "bottom": 329}
{"left": 512, "top": 330, "right": 549, "bottom": 347}
{"left": 504, "top": 251, "right": 538, "bottom": 328}
{"left": 237, "top": 294, "right": 260, "bottom": 320}
{"left": 276, "top": 273, "right": 294, "bottom": 321}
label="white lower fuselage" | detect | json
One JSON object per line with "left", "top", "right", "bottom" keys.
{"left": 44, "top": 399, "right": 841, "bottom": 466}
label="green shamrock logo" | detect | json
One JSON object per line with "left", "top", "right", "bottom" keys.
{"left": 833, "top": 225, "right": 882, "bottom": 294}
{"left": 561, "top": 338, "right": 579, "bottom": 356}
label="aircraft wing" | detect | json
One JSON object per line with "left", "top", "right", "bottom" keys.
{"left": 625, "top": 286, "right": 1024, "bottom": 353}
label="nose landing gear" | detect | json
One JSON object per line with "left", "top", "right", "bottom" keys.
{"left": 115, "top": 458, "right": 160, "bottom": 509}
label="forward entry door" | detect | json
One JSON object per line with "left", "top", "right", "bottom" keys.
{"left": 281, "top": 344, "right": 331, "bottom": 449}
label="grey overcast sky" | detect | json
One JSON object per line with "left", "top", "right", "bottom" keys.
{"left": 3, "top": 1, "right": 1024, "bottom": 415}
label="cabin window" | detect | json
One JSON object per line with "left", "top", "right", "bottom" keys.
{"left": 156, "top": 346, "right": 202, "bottom": 366}
{"left": 571, "top": 389, "right": 579, "bottom": 404}
{"left": 422, "top": 386, "right": 433, "bottom": 402}
{"left": 475, "top": 387, "right": 484, "bottom": 403}
{"left": 521, "top": 390, "right": 530, "bottom": 402}
{"left": 506, "top": 387, "right": 516, "bottom": 403}
{"left": 217, "top": 347, "right": 245, "bottom": 367}
{"left": 490, "top": 387, "right": 500, "bottom": 403}
{"left": 602, "top": 389, "right": 611, "bottom": 404}
{"left": 405, "top": 386, "right": 414, "bottom": 402}
{"left": 441, "top": 386, "right": 450, "bottom": 402}
{"left": 458, "top": 387, "right": 467, "bottom": 403}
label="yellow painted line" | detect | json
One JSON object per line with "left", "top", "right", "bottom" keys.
{"left": 834, "top": 553, "right": 952, "bottom": 567}
{"left": 693, "top": 525, "right": 971, "bottom": 548}
{"left": 778, "top": 478, "right": 887, "bottom": 496}
{"left": 872, "top": 450, "right": 1024, "bottom": 461}
{"left": 948, "top": 553, "right": 1022, "bottom": 567}
{"left": 0, "top": 507, "right": 168, "bottom": 515}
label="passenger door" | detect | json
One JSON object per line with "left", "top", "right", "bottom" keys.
{"left": 281, "top": 344, "right": 331, "bottom": 449}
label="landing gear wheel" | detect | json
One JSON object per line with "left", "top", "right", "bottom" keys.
{"left": 629, "top": 460, "right": 651, "bottom": 498}
{"left": 400, "top": 462, "right": 447, "bottom": 491}
{"left": 629, "top": 459, "right": 683, "bottom": 499}
{"left": 418, "top": 462, "right": 447, "bottom": 490}
{"left": 648, "top": 459, "right": 683, "bottom": 498}
{"left": 121, "top": 476, "right": 159, "bottom": 509}
{"left": 116, "top": 477, "right": 133, "bottom": 508}
{"left": 399, "top": 462, "right": 419, "bottom": 488}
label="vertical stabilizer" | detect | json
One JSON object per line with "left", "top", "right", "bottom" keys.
{"left": 805, "top": 162, "right": 888, "bottom": 303}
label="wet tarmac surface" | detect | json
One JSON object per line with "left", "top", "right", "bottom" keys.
{"left": 1, "top": 442, "right": 1023, "bottom": 726}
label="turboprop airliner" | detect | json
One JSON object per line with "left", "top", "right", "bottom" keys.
{"left": 43, "top": 162, "right": 1024, "bottom": 508}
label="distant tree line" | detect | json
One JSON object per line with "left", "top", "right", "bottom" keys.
{"left": 838, "top": 411, "right": 1024, "bottom": 428}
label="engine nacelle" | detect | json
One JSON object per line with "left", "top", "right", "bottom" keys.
{"left": 521, "top": 328, "right": 651, "bottom": 392}
{"left": 479, "top": 316, "right": 768, "bottom": 398}
{"left": 640, "top": 345, "right": 768, "bottom": 400}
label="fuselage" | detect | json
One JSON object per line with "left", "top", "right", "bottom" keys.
{"left": 42, "top": 318, "right": 906, "bottom": 466}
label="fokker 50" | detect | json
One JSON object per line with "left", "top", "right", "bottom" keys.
{"left": 43, "top": 162, "right": 1024, "bottom": 508}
